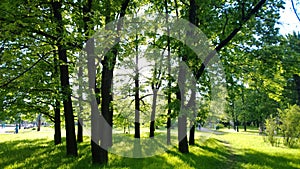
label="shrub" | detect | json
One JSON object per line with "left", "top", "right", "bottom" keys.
{"left": 265, "top": 115, "right": 279, "bottom": 146}
{"left": 279, "top": 105, "right": 300, "bottom": 148}
{"left": 215, "top": 123, "right": 224, "bottom": 130}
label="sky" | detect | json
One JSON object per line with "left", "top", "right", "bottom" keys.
{"left": 278, "top": 0, "right": 299, "bottom": 35}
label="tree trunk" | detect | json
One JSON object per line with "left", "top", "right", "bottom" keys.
{"left": 187, "top": 0, "right": 197, "bottom": 146}
{"left": 86, "top": 37, "right": 103, "bottom": 163}
{"left": 37, "top": 114, "right": 41, "bottom": 131}
{"left": 54, "top": 99, "right": 61, "bottom": 145}
{"left": 77, "top": 118, "right": 83, "bottom": 143}
{"left": 100, "top": 54, "right": 114, "bottom": 163}
{"left": 178, "top": 62, "right": 189, "bottom": 153}
{"left": 150, "top": 90, "right": 158, "bottom": 138}
{"left": 166, "top": 0, "right": 172, "bottom": 145}
{"left": 188, "top": 88, "right": 196, "bottom": 145}
{"left": 58, "top": 47, "right": 78, "bottom": 156}
{"left": 178, "top": 115, "right": 189, "bottom": 153}
{"left": 52, "top": 1, "right": 78, "bottom": 156}
{"left": 189, "top": 125, "right": 195, "bottom": 145}
{"left": 236, "top": 119, "right": 239, "bottom": 132}
{"left": 134, "top": 33, "right": 140, "bottom": 139}
{"left": 77, "top": 66, "right": 83, "bottom": 143}
{"left": 294, "top": 74, "right": 300, "bottom": 105}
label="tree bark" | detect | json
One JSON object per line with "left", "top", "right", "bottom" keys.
{"left": 150, "top": 89, "right": 158, "bottom": 138}
{"left": 37, "top": 114, "right": 41, "bottom": 131}
{"left": 166, "top": 0, "right": 172, "bottom": 145}
{"left": 188, "top": 88, "right": 196, "bottom": 145}
{"left": 294, "top": 74, "right": 300, "bottom": 106}
{"left": 77, "top": 117, "right": 83, "bottom": 143}
{"left": 86, "top": 37, "right": 102, "bottom": 164}
{"left": 98, "top": 0, "right": 130, "bottom": 164}
{"left": 195, "top": 0, "right": 267, "bottom": 80}
{"left": 52, "top": 1, "right": 78, "bottom": 156}
{"left": 134, "top": 33, "right": 140, "bottom": 139}
{"left": 189, "top": 125, "right": 195, "bottom": 145}
{"left": 100, "top": 53, "right": 114, "bottom": 163}
{"left": 54, "top": 99, "right": 61, "bottom": 145}
{"left": 77, "top": 66, "right": 83, "bottom": 143}
{"left": 177, "top": 62, "right": 189, "bottom": 153}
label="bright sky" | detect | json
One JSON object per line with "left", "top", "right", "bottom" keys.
{"left": 278, "top": 0, "right": 300, "bottom": 35}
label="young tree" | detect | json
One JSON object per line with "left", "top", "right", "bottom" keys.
{"left": 279, "top": 105, "right": 300, "bottom": 147}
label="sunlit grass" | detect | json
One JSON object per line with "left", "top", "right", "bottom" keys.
{"left": 214, "top": 129, "right": 300, "bottom": 169}
{"left": 0, "top": 127, "right": 299, "bottom": 169}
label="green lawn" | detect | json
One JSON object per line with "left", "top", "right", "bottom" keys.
{"left": 0, "top": 127, "right": 299, "bottom": 169}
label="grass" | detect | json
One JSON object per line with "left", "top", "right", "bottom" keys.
{"left": 0, "top": 127, "right": 299, "bottom": 169}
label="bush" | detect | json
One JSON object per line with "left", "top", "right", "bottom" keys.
{"left": 279, "top": 105, "right": 300, "bottom": 148}
{"left": 215, "top": 123, "right": 224, "bottom": 130}
{"left": 265, "top": 115, "right": 279, "bottom": 146}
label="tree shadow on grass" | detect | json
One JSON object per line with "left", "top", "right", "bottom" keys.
{"left": 232, "top": 148, "right": 300, "bottom": 169}
{"left": 0, "top": 135, "right": 235, "bottom": 169}
{"left": 3, "top": 134, "right": 297, "bottom": 169}
{"left": 0, "top": 137, "right": 93, "bottom": 169}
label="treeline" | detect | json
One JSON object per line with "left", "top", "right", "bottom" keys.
{"left": 1, "top": 0, "right": 299, "bottom": 165}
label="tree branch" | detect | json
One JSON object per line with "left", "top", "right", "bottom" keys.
{"left": 291, "top": 0, "right": 300, "bottom": 22}
{"left": 0, "top": 55, "right": 48, "bottom": 88}
{"left": 196, "top": 0, "right": 267, "bottom": 80}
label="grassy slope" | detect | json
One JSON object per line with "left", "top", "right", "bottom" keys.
{"left": 0, "top": 127, "right": 299, "bottom": 169}
{"left": 215, "top": 129, "right": 300, "bottom": 169}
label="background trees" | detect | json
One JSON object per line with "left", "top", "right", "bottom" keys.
{"left": 1, "top": 0, "right": 299, "bottom": 165}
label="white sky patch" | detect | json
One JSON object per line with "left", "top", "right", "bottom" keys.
{"left": 277, "top": 0, "right": 300, "bottom": 35}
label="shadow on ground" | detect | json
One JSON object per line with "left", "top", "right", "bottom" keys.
{"left": 0, "top": 135, "right": 299, "bottom": 169}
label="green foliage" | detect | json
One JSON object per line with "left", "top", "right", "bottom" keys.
{"left": 215, "top": 123, "right": 224, "bottom": 130}
{"left": 265, "top": 115, "right": 279, "bottom": 146}
{"left": 279, "top": 105, "right": 300, "bottom": 147}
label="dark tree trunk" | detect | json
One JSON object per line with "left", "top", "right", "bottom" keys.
{"left": 53, "top": 53, "right": 61, "bottom": 145}
{"left": 58, "top": 47, "right": 78, "bottom": 156}
{"left": 244, "top": 122, "right": 247, "bottom": 132}
{"left": 236, "top": 119, "right": 239, "bottom": 132}
{"left": 37, "top": 114, "right": 41, "bottom": 131}
{"left": 52, "top": 1, "right": 78, "bottom": 156}
{"left": 82, "top": 0, "right": 103, "bottom": 163}
{"left": 86, "top": 38, "right": 102, "bottom": 164}
{"left": 188, "top": 88, "right": 196, "bottom": 145}
{"left": 294, "top": 74, "right": 300, "bottom": 105}
{"left": 77, "top": 118, "right": 83, "bottom": 143}
{"left": 150, "top": 89, "right": 158, "bottom": 138}
{"left": 100, "top": 54, "right": 114, "bottom": 163}
{"left": 189, "top": 125, "right": 195, "bottom": 145}
{"left": 77, "top": 67, "right": 83, "bottom": 143}
{"left": 149, "top": 36, "right": 163, "bottom": 138}
{"left": 167, "top": 108, "right": 171, "bottom": 145}
{"left": 178, "top": 115, "right": 189, "bottom": 153}
{"left": 98, "top": 0, "right": 130, "bottom": 164}
{"left": 134, "top": 33, "right": 140, "bottom": 139}
{"left": 177, "top": 61, "right": 188, "bottom": 153}
{"left": 176, "top": 0, "right": 193, "bottom": 151}
{"left": 54, "top": 99, "right": 61, "bottom": 145}
{"left": 187, "top": 0, "right": 197, "bottom": 146}
{"left": 165, "top": 0, "right": 172, "bottom": 145}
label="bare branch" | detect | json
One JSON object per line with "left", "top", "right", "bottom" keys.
{"left": 196, "top": 0, "right": 267, "bottom": 80}
{"left": 291, "top": 0, "right": 300, "bottom": 23}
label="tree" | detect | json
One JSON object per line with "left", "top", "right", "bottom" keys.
{"left": 279, "top": 104, "right": 300, "bottom": 147}
{"left": 52, "top": 1, "right": 78, "bottom": 156}
{"left": 265, "top": 115, "right": 279, "bottom": 146}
